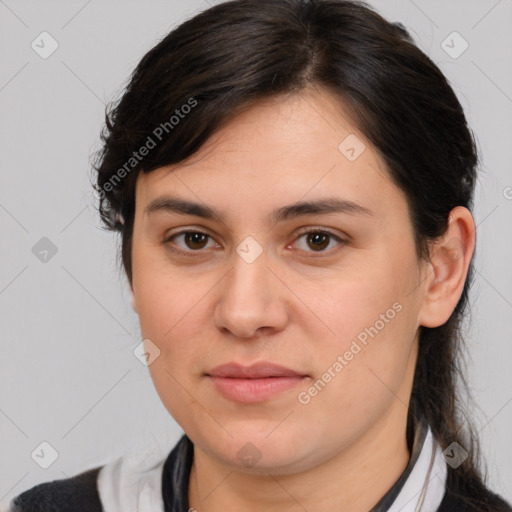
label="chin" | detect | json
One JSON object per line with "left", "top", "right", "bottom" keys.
{"left": 199, "top": 424, "right": 317, "bottom": 474}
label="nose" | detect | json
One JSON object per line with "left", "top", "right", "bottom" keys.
{"left": 213, "top": 248, "right": 289, "bottom": 340}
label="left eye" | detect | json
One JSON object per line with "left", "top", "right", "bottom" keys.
{"left": 292, "top": 230, "right": 343, "bottom": 253}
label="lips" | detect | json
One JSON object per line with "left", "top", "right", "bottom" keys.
{"left": 207, "top": 361, "right": 306, "bottom": 379}
{"left": 206, "top": 361, "right": 308, "bottom": 403}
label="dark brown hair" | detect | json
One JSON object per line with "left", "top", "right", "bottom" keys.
{"left": 92, "top": 0, "right": 507, "bottom": 508}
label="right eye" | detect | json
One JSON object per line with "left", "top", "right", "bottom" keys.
{"left": 164, "top": 230, "right": 219, "bottom": 255}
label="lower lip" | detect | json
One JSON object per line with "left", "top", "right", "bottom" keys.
{"left": 208, "top": 376, "right": 306, "bottom": 403}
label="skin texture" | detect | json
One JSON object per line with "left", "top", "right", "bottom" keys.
{"left": 130, "top": 87, "right": 475, "bottom": 512}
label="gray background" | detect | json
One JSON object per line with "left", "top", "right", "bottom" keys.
{"left": 1, "top": 0, "right": 511, "bottom": 508}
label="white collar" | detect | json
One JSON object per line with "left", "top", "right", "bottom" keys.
{"left": 386, "top": 427, "right": 447, "bottom": 512}
{"left": 97, "top": 447, "right": 166, "bottom": 512}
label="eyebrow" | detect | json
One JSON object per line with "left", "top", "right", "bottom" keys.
{"left": 144, "top": 195, "right": 375, "bottom": 224}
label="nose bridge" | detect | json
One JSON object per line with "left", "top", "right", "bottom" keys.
{"left": 231, "top": 244, "right": 270, "bottom": 296}
{"left": 213, "top": 237, "right": 288, "bottom": 338}
{"left": 226, "top": 239, "right": 274, "bottom": 308}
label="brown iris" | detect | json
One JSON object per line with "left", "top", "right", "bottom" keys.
{"left": 184, "top": 232, "right": 209, "bottom": 250}
{"left": 306, "top": 232, "right": 330, "bottom": 251}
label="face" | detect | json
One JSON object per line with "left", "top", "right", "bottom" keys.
{"left": 130, "top": 88, "right": 429, "bottom": 475}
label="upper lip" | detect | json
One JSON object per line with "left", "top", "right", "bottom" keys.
{"left": 207, "top": 361, "right": 306, "bottom": 379}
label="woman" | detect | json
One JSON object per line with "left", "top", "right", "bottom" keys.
{"left": 9, "top": 0, "right": 511, "bottom": 511}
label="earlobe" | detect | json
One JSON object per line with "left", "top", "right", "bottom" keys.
{"left": 418, "top": 206, "right": 475, "bottom": 328}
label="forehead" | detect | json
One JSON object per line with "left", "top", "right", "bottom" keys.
{"left": 135, "top": 89, "right": 405, "bottom": 226}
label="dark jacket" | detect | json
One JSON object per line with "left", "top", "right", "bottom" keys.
{"left": 8, "top": 434, "right": 512, "bottom": 512}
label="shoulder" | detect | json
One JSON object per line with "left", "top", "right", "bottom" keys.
{"left": 7, "top": 466, "right": 103, "bottom": 512}
{"left": 438, "top": 469, "right": 512, "bottom": 512}
{"left": 7, "top": 436, "right": 191, "bottom": 512}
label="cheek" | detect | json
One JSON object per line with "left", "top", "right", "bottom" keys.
{"left": 132, "top": 255, "right": 221, "bottom": 386}
{"left": 132, "top": 243, "right": 200, "bottom": 340}
{"left": 136, "top": 277, "right": 204, "bottom": 360}
{"left": 135, "top": 271, "right": 209, "bottom": 427}
{"left": 145, "top": 354, "right": 200, "bottom": 434}
{"left": 310, "top": 258, "right": 417, "bottom": 400}
{"left": 300, "top": 302, "right": 415, "bottom": 445}
{"left": 319, "top": 275, "right": 398, "bottom": 347}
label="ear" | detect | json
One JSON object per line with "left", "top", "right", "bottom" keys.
{"left": 417, "top": 206, "right": 476, "bottom": 328}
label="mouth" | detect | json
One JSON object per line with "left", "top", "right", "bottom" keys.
{"left": 205, "top": 361, "right": 308, "bottom": 403}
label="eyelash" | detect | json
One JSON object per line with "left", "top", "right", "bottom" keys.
{"left": 163, "top": 228, "right": 345, "bottom": 258}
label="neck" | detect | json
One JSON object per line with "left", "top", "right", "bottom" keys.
{"left": 187, "top": 403, "right": 411, "bottom": 512}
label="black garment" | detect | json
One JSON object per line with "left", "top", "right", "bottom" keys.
{"left": 8, "top": 466, "right": 103, "bottom": 512}
{"left": 9, "top": 433, "right": 512, "bottom": 512}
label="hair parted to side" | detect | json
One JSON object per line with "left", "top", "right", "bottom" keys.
{"left": 91, "top": 0, "right": 501, "bottom": 508}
